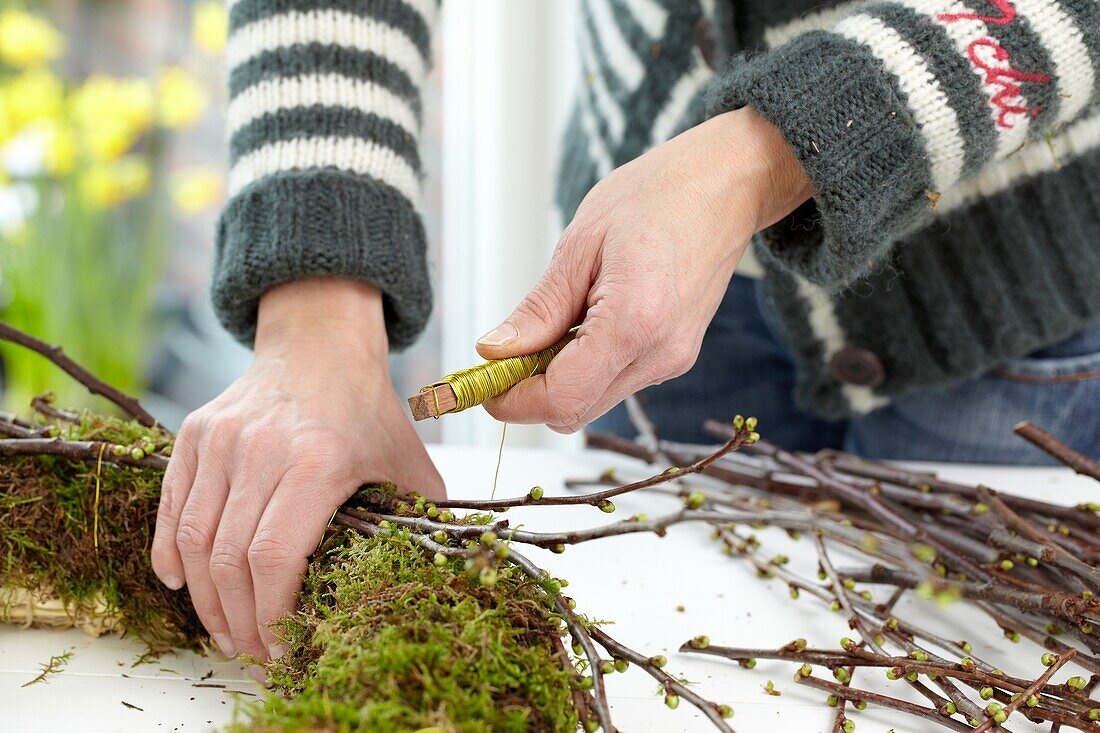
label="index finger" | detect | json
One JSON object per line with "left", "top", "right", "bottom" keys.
{"left": 151, "top": 427, "right": 199, "bottom": 590}
{"left": 482, "top": 317, "right": 637, "bottom": 431}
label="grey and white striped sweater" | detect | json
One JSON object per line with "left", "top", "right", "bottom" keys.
{"left": 214, "top": 0, "right": 1100, "bottom": 418}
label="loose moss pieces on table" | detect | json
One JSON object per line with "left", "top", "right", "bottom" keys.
{"left": 20, "top": 648, "right": 73, "bottom": 687}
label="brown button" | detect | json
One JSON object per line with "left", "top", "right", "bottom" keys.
{"left": 693, "top": 16, "right": 722, "bottom": 70}
{"left": 828, "top": 347, "right": 886, "bottom": 387}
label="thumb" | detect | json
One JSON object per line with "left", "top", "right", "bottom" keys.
{"left": 476, "top": 251, "right": 591, "bottom": 360}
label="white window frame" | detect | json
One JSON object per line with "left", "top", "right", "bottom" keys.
{"left": 440, "top": 0, "right": 581, "bottom": 449}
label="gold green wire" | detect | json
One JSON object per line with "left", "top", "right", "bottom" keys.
{"left": 423, "top": 327, "right": 579, "bottom": 415}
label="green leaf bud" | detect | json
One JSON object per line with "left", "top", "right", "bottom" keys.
{"left": 690, "top": 635, "right": 710, "bottom": 649}
{"left": 478, "top": 567, "right": 497, "bottom": 586}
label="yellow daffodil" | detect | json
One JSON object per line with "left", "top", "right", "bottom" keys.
{"left": 156, "top": 67, "right": 207, "bottom": 129}
{"left": 82, "top": 118, "right": 136, "bottom": 161}
{"left": 7, "top": 69, "right": 64, "bottom": 127}
{"left": 116, "top": 78, "right": 155, "bottom": 132}
{"left": 70, "top": 76, "right": 153, "bottom": 161}
{"left": 192, "top": 2, "right": 228, "bottom": 55}
{"left": 80, "top": 156, "right": 150, "bottom": 208}
{"left": 0, "top": 88, "right": 12, "bottom": 144}
{"left": 170, "top": 166, "right": 222, "bottom": 213}
{"left": 39, "top": 121, "right": 76, "bottom": 175}
{"left": 0, "top": 10, "right": 63, "bottom": 68}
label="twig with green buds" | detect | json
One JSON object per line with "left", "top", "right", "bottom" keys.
{"left": 429, "top": 419, "right": 758, "bottom": 512}
{"left": 972, "top": 649, "right": 1076, "bottom": 732}
{"left": 589, "top": 626, "right": 735, "bottom": 731}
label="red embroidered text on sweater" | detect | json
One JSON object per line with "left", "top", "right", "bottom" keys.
{"left": 938, "top": 0, "right": 1017, "bottom": 26}
{"left": 936, "top": 1, "right": 1051, "bottom": 129}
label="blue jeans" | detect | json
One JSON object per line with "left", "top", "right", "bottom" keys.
{"left": 591, "top": 276, "right": 1100, "bottom": 465}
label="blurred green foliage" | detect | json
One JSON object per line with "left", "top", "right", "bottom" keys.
{"left": 0, "top": 3, "right": 225, "bottom": 411}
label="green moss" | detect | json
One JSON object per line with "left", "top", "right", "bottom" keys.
{"left": 0, "top": 413, "right": 202, "bottom": 651}
{"left": 1, "top": 412, "right": 581, "bottom": 731}
{"left": 237, "top": 528, "right": 579, "bottom": 733}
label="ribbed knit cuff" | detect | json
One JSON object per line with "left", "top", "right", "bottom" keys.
{"left": 708, "top": 32, "right": 937, "bottom": 288}
{"left": 212, "top": 169, "right": 432, "bottom": 350}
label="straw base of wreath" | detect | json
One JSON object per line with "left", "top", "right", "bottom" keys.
{"left": 0, "top": 585, "right": 123, "bottom": 637}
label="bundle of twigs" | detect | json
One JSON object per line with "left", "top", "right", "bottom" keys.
{"left": 569, "top": 417, "right": 1100, "bottom": 732}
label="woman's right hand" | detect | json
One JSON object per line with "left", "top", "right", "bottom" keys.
{"left": 150, "top": 277, "right": 444, "bottom": 668}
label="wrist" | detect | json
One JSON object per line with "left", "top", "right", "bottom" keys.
{"left": 255, "top": 277, "right": 389, "bottom": 361}
{"left": 714, "top": 107, "right": 812, "bottom": 235}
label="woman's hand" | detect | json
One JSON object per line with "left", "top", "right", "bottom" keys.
{"left": 151, "top": 278, "right": 444, "bottom": 668}
{"left": 477, "top": 107, "right": 811, "bottom": 432}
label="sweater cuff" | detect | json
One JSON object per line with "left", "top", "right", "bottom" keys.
{"left": 708, "top": 32, "right": 936, "bottom": 288}
{"left": 212, "top": 170, "right": 432, "bottom": 350}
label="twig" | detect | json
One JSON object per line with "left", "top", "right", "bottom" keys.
{"left": 30, "top": 393, "right": 81, "bottom": 423}
{"left": 590, "top": 626, "right": 736, "bottom": 732}
{"left": 831, "top": 665, "right": 854, "bottom": 733}
{"left": 798, "top": 676, "right": 974, "bottom": 732}
{"left": 504, "top": 547, "right": 616, "bottom": 732}
{"left": 1015, "top": 422, "right": 1100, "bottom": 482}
{"left": 431, "top": 422, "right": 756, "bottom": 511}
{"left": 972, "top": 649, "right": 1075, "bottom": 732}
{"left": 0, "top": 437, "right": 168, "bottom": 470}
{"left": 1052, "top": 675, "right": 1100, "bottom": 733}
{"left": 0, "top": 321, "right": 157, "bottom": 427}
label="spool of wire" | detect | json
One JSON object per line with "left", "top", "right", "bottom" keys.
{"left": 421, "top": 327, "right": 579, "bottom": 414}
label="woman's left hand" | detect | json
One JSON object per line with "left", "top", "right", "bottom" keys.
{"left": 476, "top": 107, "right": 811, "bottom": 432}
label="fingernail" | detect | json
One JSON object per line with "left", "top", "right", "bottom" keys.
{"left": 247, "top": 665, "right": 269, "bottom": 685}
{"left": 213, "top": 633, "right": 237, "bottom": 659}
{"left": 477, "top": 322, "right": 517, "bottom": 347}
{"left": 162, "top": 575, "right": 183, "bottom": 590}
{"left": 267, "top": 642, "right": 287, "bottom": 660}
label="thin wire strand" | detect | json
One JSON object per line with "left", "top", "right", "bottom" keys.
{"left": 491, "top": 348, "right": 546, "bottom": 498}
{"left": 93, "top": 443, "right": 105, "bottom": 555}
{"left": 491, "top": 423, "right": 508, "bottom": 499}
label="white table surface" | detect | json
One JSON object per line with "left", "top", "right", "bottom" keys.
{"left": 3, "top": 444, "right": 1097, "bottom": 733}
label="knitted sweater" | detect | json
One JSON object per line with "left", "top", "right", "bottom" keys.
{"left": 216, "top": 0, "right": 1100, "bottom": 419}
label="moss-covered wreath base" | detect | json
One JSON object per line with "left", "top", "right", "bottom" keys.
{"left": 1, "top": 413, "right": 580, "bottom": 732}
